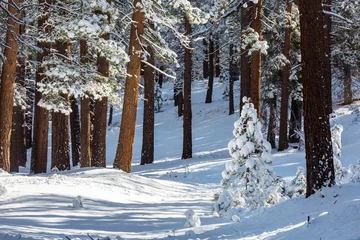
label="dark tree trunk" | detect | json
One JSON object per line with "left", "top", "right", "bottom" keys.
{"left": 70, "top": 96, "right": 81, "bottom": 166}
{"left": 215, "top": 42, "right": 220, "bottom": 77}
{"left": 177, "top": 87, "right": 183, "bottom": 117}
{"left": 240, "top": 5, "right": 252, "bottom": 112}
{"left": 51, "top": 41, "right": 71, "bottom": 172}
{"left": 92, "top": 97, "right": 107, "bottom": 167}
{"left": 288, "top": 98, "right": 302, "bottom": 143}
{"left": 343, "top": 63, "right": 352, "bottom": 105}
{"left": 250, "top": 0, "right": 262, "bottom": 119}
{"left": 323, "top": 0, "right": 333, "bottom": 114}
{"left": 203, "top": 39, "right": 209, "bottom": 79}
{"left": 205, "top": 37, "right": 214, "bottom": 103}
{"left": 113, "top": 0, "right": 145, "bottom": 173}
{"left": 229, "top": 44, "right": 235, "bottom": 115}
{"left": 108, "top": 105, "right": 113, "bottom": 126}
{"left": 141, "top": 43, "right": 155, "bottom": 165}
{"left": 158, "top": 66, "right": 164, "bottom": 88}
{"left": 182, "top": 15, "right": 192, "bottom": 159}
{"left": 0, "top": 0, "right": 21, "bottom": 172}
{"left": 267, "top": 99, "right": 277, "bottom": 149}
{"left": 278, "top": 1, "right": 292, "bottom": 151}
{"left": 299, "top": 0, "right": 335, "bottom": 197}
{"left": 31, "top": 0, "right": 53, "bottom": 174}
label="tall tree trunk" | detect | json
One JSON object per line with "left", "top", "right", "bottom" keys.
{"left": 323, "top": 0, "right": 333, "bottom": 114}
{"left": 205, "top": 36, "right": 215, "bottom": 103}
{"left": 250, "top": 0, "right": 262, "bottom": 119}
{"left": 288, "top": 98, "right": 302, "bottom": 143}
{"left": 182, "top": 15, "right": 192, "bottom": 160}
{"left": 26, "top": 55, "right": 34, "bottom": 149}
{"left": 267, "top": 98, "right": 277, "bottom": 149}
{"left": 31, "top": 0, "right": 53, "bottom": 174}
{"left": 215, "top": 42, "right": 220, "bottom": 77}
{"left": 158, "top": 66, "right": 164, "bottom": 88}
{"left": 240, "top": 6, "right": 252, "bottom": 112}
{"left": 278, "top": 1, "right": 292, "bottom": 151}
{"left": 177, "top": 88, "right": 183, "bottom": 117}
{"left": 343, "top": 63, "right": 352, "bottom": 105}
{"left": 203, "top": 39, "right": 209, "bottom": 79}
{"left": 299, "top": 0, "right": 335, "bottom": 197}
{"left": 70, "top": 96, "right": 81, "bottom": 166}
{"left": 108, "top": 105, "right": 113, "bottom": 126}
{"left": 113, "top": 0, "right": 145, "bottom": 172}
{"left": 0, "top": 0, "right": 21, "bottom": 172}
{"left": 51, "top": 41, "right": 71, "bottom": 172}
{"left": 229, "top": 44, "right": 235, "bottom": 115}
{"left": 80, "top": 40, "right": 92, "bottom": 168}
{"left": 141, "top": 43, "right": 155, "bottom": 165}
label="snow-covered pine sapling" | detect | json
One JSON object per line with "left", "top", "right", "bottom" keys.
{"left": 184, "top": 209, "right": 201, "bottom": 228}
{"left": 286, "top": 167, "right": 306, "bottom": 198}
{"left": 154, "top": 82, "right": 163, "bottom": 113}
{"left": 331, "top": 124, "right": 346, "bottom": 183}
{"left": 215, "top": 97, "right": 281, "bottom": 217}
{"left": 220, "top": 71, "right": 230, "bottom": 100}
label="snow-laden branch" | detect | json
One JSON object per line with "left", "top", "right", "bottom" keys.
{"left": 323, "top": 10, "right": 353, "bottom": 24}
{"left": 141, "top": 60, "right": 176, "bottom": 80}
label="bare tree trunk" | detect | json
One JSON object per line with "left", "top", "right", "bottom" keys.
{"left": 229, "top": 44, "right": 235, "bottom": 115}
{"left": 240, "top": 5, "right": 252, "bottom": 112}
{"left": 182, "top": 15, "right": 192, "bottom": 160}
{"left": 51, "top": 41, "right": 71, "bottom": 171}
{"left": 215, "top": 42, "right": 220, "bottom": 77}
{"left": 278, "top": 1, "right": 292, "bottom": 151}
{"left": 205, "top": 36, "right": 214, "bottom": 103}
{"left": 203, "top": 39, "right": 209, "bottom": 79}
{"left": 250, "top": 0, "right": 262, "bottom": 118}
{"left": 0, "top": 0, "right": 21, "bottom": 172}
{"left": 323, "top": 0, "right": 333, "bottom": 114}
{"left": 288, "top": 98, "right": 302, "bottom": 143}
{"left": 113, "top": 0, "right": 145, "bottom": 172}
{"left": 299, "top": 0, "right": 335, "bottom": 197}
{"left": 158, "top": 66, "right": 164, "bottom": 88}
{"left": 70, "top": 96, "right": 81, "bottom": 166}
{"left": 26, "top": 55, "right": 34, "bottom": 149}
{"left": 267, "top": 99, "right": 277, "bottom": 149}
{"left": 108, "top": 105, "right": 113, "bottom": 126}
{"left": 177, "top": 89, "right": 183, "bottom": 117}
{"left": 343, "top": 63, "right": 352, "bottom": 105}
{"left": 141, "top": 43, "right": 155, "bottom": 165}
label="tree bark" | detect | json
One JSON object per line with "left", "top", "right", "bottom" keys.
{"left": 182, "top": 15, "right": 192, "bottom": 160}
{"left": 240, "top": 5, "right": 252, "bottom": 112}
{"left": 108, "top": 105, "right": 113, "bottom": 126}
{"left": 278, "top": 1, "right": 292, "bottom": 151}
{"left": 113, "top": 0, "right": 145, "bottom": 172}
{"left": 323, "top": 0, "right": 333, "bottom": 114}
{"left": 267, "top": 99, "right": 277, "bottom": 149}
{"left": 203, "top": 39, "right": 209, "bottom": 79}
{"left": 289, "top": 98, "right": 302, "bottom": 143}
{"left": 343, "top": 63, "right": 352, "bottom": 105}
{"left": 215, "top": 42, "right": 220, "bottom": 77}
{"left": 158, "top": 66, "right": 164, "bottom": 88}
{"left": 51, "top": 41, "right": 71, "bottom": 172}
{"left": 70, "top": 96, "right": 81, "bottom": 166}
{"left": 299, "top": 0, "right": 335, "bottom": 197}
{"left": 205, "top": 37, "right": 214, "bottom": 103}
{"left": 26, "top": 55, "right": 34, "bottom": 149}
{"left": 0, "top": 0, "right": 21, "bottom": 172}
{"left": 250, "top": 0, "right": 262, "bottom": 119}
{"left": 229, "top": 44, "right": 235, "bottom": 115}
{"left": 141, "top": 43, "right": 155, "bottom": 165}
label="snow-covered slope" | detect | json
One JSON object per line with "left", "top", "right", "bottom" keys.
{"left": 0, "top": 79, "right": 359, "bottom": 239}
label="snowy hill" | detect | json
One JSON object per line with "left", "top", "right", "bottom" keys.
{"left": 0, "top": 79, "right": 360, "bottom": 239}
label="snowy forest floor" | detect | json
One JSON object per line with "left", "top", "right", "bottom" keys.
{"left": 0, "top": 79, "right": 359, "bottom": 239}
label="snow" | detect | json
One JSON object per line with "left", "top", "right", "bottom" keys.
{"left": 0, "top": 79, "right": 360, "bottom": 239}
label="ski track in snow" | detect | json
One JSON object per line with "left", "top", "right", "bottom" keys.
{"left": 0, "top": 79, "right": 360, "bottom": 239}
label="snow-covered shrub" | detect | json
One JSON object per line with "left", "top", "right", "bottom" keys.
{"left": 154, "top": 82, "right": 163, "bottom": 113}
{"left": 215, "top": 97, "right": 282, "bottom": 217}
{"left": 0, "top": 184, "right": 7, "bottom": 196}
{"left": 342, "top": 160, "right": 360, "bottom": 183}
{"left": 184, "top": 209, "right": 201, "bottom": 228}
{"left": 72, "top": 195, "right": 84, "bottom": 208}
{"left": 285, "top": 167, "right": 306, "bottom": 198}
{"left": 331, "top": 124, "right": 346, "bottom": 183}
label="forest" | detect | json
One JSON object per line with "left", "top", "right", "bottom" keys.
{"left": 0, "top": 0, "right": 359, "bottom": 239}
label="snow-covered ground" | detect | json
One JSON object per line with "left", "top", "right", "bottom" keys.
{"left": 0, "top": 79, "right": 359, "bottom": 239}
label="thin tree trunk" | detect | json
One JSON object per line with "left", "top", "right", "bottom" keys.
{"left": 108, "top": 105, "right": 113, "bottom": 126}
{"left": 141, "top": 43, "right": 155, "bottom": 165}
{"left": 288, "top": 98, "right": 302, "bottom": 143}
{"left": 299, "top": 0, "right": 335, "bottom": 197}
{"left": 267, "top": 99, "right": 277, "bottom": 149}
{"left": 240, "top": 6, "right": 252, "bottom": 112}
{"left": 26, "top": 54, "right": 34, "bottom": 149}
{"left": 113, "top": 0, "right": 145, "bottom": 172}
{"left": 0, "top": 0, "right": 21, "bottom": 172}
{"left": 158, "top": 66, "right": 164, "bottom": 88}
{"left": 177, "top": 89, "right": 183, "bottom": 117}
{"left": 70, "top": 96, "right": 81, "bottom": 166}
{"left": 182, "top": 15, "right": 192, "bottom": 159}
{"left": 51, "top": 41, "right": 71, "bottom": 171}
{"left": 215, "top": 42, "right": 220, "bottom": 77}
{"left": 250, "top": 0, "right": 262, "bottom": 119}
{"left": 229, "top": 44, "right": 235, "bottom": 115}
{"left": 205, "top": 37, "right": 214, "bottom": 103}
{"left": 323, "top": 0, "right": 333, "bottom": 114}
{"left": 203, "top": 39, "right": 209, "bottom": 79}
{"left": 278, "top": 1, "right": 292, "bottom": 151}
{"left": 343, "top": 63, "right": 352, "bottom": 105}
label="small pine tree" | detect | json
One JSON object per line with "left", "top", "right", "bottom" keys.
{"left": 215, "top": 97, "right": 281, "bottom": 218}
{"left": 154, "top": 82, "right": 163, "bottom": 113}
{"left": 286, "top": 167, "right": 306, "bottom": 198}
